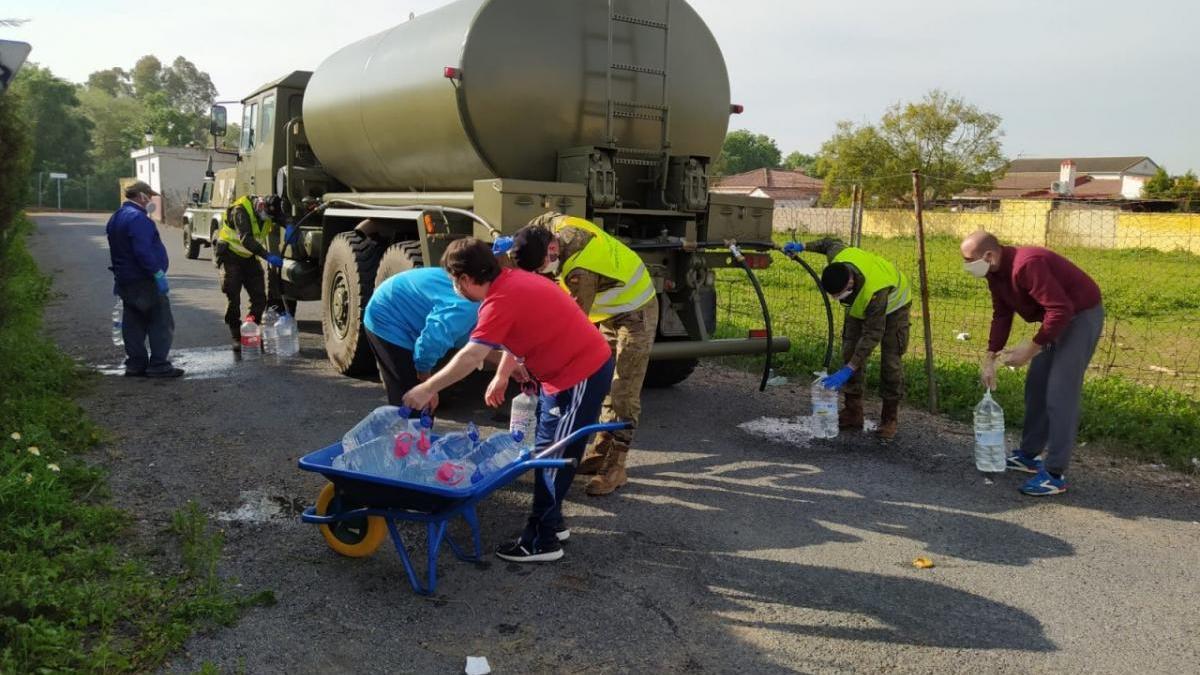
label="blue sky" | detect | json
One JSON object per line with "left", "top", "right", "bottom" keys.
{"left": 6, "top": 0, "right": 1199, "bottom": 173}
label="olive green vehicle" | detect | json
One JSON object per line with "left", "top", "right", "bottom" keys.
{"left": 189, "top": 0, "right": 789, "bottom": 384}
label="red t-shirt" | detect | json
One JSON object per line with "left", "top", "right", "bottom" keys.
{"left": 471, "top": 268, "right": 611, "bottom": 394}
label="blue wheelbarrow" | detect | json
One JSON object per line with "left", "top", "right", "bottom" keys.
{"left": 298, "top": 421, "right": 629, "bottom": 595}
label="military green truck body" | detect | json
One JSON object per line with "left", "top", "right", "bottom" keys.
{"left": 186, "top": 0, "right": 788, "bottom": 383}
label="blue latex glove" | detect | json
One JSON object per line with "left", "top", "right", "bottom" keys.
{"left": 266, "top": 254, "right": 284, "bottom": 268}
{"left": 283, "top": 225, "right": 297, "bottom": 246}
{"left": 822, "top": 365, "right": 854, "bottom": 390}
{"left": 153, "top": 270, "right": 169, "bottom": 296}
{"left": 492, "top": 236, "right": 514, "bottom": 255}
{"left": 782, "top": 241, "right": 805, "bottom": 255}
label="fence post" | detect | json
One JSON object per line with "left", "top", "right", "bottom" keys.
{"left": 911, "top": 170, "right": 938, "bottom": 413}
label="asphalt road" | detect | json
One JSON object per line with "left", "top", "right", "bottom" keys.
{"left": 28, "top": 212, "right": 1200, "bottom": 674}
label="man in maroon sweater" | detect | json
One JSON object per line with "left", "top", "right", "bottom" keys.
{"left": 961, "top": 231, "right": 1104, "bottom": 496}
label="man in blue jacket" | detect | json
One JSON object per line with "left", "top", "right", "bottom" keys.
{"left": 363, "top": 266, "right": 480, "bottom": 409}
{"left": 106, "top": 181, "right": 183, "bottom": 378}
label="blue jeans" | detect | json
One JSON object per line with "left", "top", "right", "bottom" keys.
{"left": 117, "top": 279, "right": 176, "bottom": 374}
{"left": 524, "top": 358, "right": 615, "bottom": 547}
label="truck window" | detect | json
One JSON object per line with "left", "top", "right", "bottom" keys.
{"left": 241, "top": 102, "right": 259, "bottom": 151}
{"left": 200, "top": 181, "right": 213, "bottom": 204}
{"left": 261, "top": 95, "right": 275, "bottom": 147}
{"left": 289, "top": 94, "right": 303, "bottom": 122}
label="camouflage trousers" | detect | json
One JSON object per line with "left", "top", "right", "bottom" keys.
{"left": 841, "top": 304, "right": 910, "bottom": 402}
{"left": 595, "top": 295, "right": 659, "bottom": 448}
{"left": 217, "top": 252, "right": 267, "bottom": 340}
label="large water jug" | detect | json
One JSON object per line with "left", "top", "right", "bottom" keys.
{"left": 428, "top": 422, "right": 480, "bottom": 461}
{"left": 111, "top": 298, "right": 123, "bottom": 347}
{"left": 240, "top": 315, "right": 261, "bottom": 360}
{"left": 334, "top": 433, "right": 400, "bottom": 477}
{"left": 470, "top": 431, "right": 527, "bottom": 484}
{"left": 810, "top": 372, "right": 839, "bottom": 439}
{"left": 275, "top": 312, "right": 300, "bottom": 359}
{"left": 973, "top": 390, "right": 1007, "bottom": 473}
{"left": 261, "top": 306, "right": 279, "bottom": 360}
{"left": 509, "top": 384, "right": 538, "bottom": 449}
{"left": 342, "top": 405, "right": 409, "bottom": 453}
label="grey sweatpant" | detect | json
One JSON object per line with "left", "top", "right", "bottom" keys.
{"left": 1019, "top": 304, "right": 1105, "bottom": 474}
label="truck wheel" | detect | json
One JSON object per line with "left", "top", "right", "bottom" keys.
{"left": 322, "top": 230, "right": 382, "bottom": 376}
{"left": 643, "top": 357, "right": 699, "bottom": 388}
{"left": 375, "top": 241, "right": 424, "bottom": 286}
{"left": 183, "top": 228, "right": 201, "bottom": 259}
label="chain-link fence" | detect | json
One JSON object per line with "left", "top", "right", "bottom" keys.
{"left": 716, "top": 177, "right": 1200, "bottom": 401}
{"left": 26, "top": 173, "right": 123, "bottom": 213}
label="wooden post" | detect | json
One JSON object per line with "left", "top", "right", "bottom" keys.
{"left": 911, "top": 170, "right": 938, "bottom": 413}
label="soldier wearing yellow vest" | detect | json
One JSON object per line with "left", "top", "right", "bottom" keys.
{"left": 216, "top": 195, "right": 284, "bottom": 350}
{"left": 789, "top": 238, "right": 912, "bottom": 439}
{"left": 510, "top": 212, "right": 658, "bottom": 496}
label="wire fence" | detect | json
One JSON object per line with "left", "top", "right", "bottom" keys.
{"left": 715, "top": 176, "right": 1200, "bottom": 401}
{"left": 26, "top": 173, "right": 123, "bottom": 213}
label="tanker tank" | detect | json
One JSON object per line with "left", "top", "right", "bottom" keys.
{"left": 302, "top": 0, "right": 731, "bottom": 193}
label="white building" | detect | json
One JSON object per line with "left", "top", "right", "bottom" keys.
{"left": 130, "top": 145, "right": 236, "bottom": 223}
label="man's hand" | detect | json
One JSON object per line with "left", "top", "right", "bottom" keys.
{"left": 511, "top": 364, "right": 531, "bottom": 384}
{"left": 782, "top": 241, "right": 805, "bottom": 256}
{"left": 265, "top": 254, "right": 284, "bottom": 269}
{"left": 153, "top": 270, "right": 170, "bottom": 296}
{"left": 821, "top": 365, "right": 855, "bottom": 390}
{"left": 402, "top": 382, "right": 436, "bottom": 411}
{"left": 485, "top": 373, "right": 509, "bottom": 408}
{"left": 1001, "top": 340, "right": 1040, "bottom": 368}
{"left": 980, "top": 352, "right": 998, "bottom": 389}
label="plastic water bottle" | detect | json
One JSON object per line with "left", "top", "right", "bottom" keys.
{"left": 275, "top": 312, "right": 300, "bottom": 359}
{"left": 973, "top": 390, "right": 1007, "bottom": 473}
{"left": 341, "top": 405, "right": 410, "bottom": 453}
{"left": 470, "top": 431, "right": 527, "bottom": 484}
{"left": 810, "top": 372, "right": 839, "bottom": 439}
{"left": 509, "top": 383, "right": 538, "bottom": 449}
{"left": 261, "top": 306, "right": 279, "bottom": 360}
{"left": 240, "top": 315, "right": 262, "bottom": 360}
{"left": 111, "top": 298, "right": 123, "bottom": 347}
{"left": 428, "top": 422, "right": 480, "bottom": 461}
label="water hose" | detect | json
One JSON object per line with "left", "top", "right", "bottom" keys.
{"left": 726, "top": 241, "right": 774, "bottom": 392}
{"left": 782, "top": 248, "right": 835, "bottom": 372}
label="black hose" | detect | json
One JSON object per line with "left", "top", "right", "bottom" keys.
{"left": 784, "top": 252, "right": 835, "bottom": 372}
{"left": 727, "top": 243, "right": 773, "bottom": 392}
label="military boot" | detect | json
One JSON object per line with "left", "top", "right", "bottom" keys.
{"left": 577, "top": 434, "right": 613, "bottom": 476}
{"left": 877, "top": 399, "right": 900, "bottom": 440}
{"left": 839, "top": 395, "right": 864, "bottom": 430}
{"left": 585, "top": 446, "right": 628, "bottom": 496}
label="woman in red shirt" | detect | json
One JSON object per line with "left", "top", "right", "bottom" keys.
{"left": 404, "top": 238, "right": 614, "bottom": 562}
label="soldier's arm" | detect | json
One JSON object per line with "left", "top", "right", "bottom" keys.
{"left": 849, "top": 289, "right": 890, "bottom": 370}
{"left": 564, "top": 269, "right": 599, "bottom": 316}
{"left": 803, "top": 237, "right": 847, "bottom": 262}
{"left": 233, "top": 208, "right": 270, "bottom": 259}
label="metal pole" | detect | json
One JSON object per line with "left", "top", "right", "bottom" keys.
{"left": 86, "top": 176, "right": 90, "bottom": 210}
{"left": 911, "top": 170, "right": 938, "bottom": 413}
{"left": 56, "top": 179, "right": 62, "bottom": 211}
{"left": 37, "top": 172, "right": 42, "bottom": 207}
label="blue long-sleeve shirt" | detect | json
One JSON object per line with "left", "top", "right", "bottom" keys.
{"left": 106, "top": 201, "right": 169, "bottom": 285}
{"left": 363, "top": 267, "right": 480, "bottom": 373}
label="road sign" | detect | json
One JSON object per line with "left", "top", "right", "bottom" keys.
{"left": 49, "top": 172, "right": 68, "bottom": 180}
{"left": 0, "top": 40, "right": 32, "bottom": 94}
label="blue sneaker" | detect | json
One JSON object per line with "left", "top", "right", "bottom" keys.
{"left": 1020, "top": 470, "right": 1067, "bottom": 496}
{"left": 1006, "top": 452, "right": 1043, "bottom": 474}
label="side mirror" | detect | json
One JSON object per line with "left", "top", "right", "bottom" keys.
{"left": 191, "top": 191, "right": 201, "bottom": 204}
{"left": 209, "top": 105, "right": 227, "bottom": 137}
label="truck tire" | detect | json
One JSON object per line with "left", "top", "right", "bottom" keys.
{"left": 322, "top": 230, "right": 383, "bottom": 376}
{"left": 375, "top": 241, "right": 424, "bottom": 286}
{"left": 643, "top": 354, "right": 698, "bottom": 388}
{"left": 183, "top": 228, "right": 201, "bottom": 259}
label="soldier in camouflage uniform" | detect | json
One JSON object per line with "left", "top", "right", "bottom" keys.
{"left": 511, "top": 212, "right": 658, "bottom": 496}
{"left": 795, "top": 238, "right": 911, "bottom": 439}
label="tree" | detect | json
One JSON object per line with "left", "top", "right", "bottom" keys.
{"left": 131, "top": 55, "right": 163, "bottom": 99}
{"left": 817, "top": 90, "right": 1006, "bottom": 205}
{"left": 711, "top": 130, "right": 782, "bottom": 177}
{"left": 86, "top": 67, "right": 132, "bottom": 98}
{"left": 782, "top": 151, "right": 820, "bottom": 176}
{"left": 8, "top": 64, "right": 93, "bottom": 176}
{"left": 161, "top": 56, "right": 217, "bottom": 116}
{"left": 1142, "top": 168, "right": 1200, "bottom": 211}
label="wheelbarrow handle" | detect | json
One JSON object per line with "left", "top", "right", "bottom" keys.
{"left": 531, "top": 421, "right": 632, "bottom": 461}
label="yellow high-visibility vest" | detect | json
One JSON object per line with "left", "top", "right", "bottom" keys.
{"left": 554, "top": 216, "right": 656, "bottom": 323}
{"left": 219, "top": 196, "right": 274, "bottom": 258}
{"left": 833, "top": 247, "right": 911, "bottom": 319}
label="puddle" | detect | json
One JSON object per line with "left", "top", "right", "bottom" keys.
{"left": 93, "top": 345, "right": 272, "bottom": 380}
{"left": 214, "top": 490, "right": 307, "bottom": 524}
{"left": 739, "top": 416, "right": 879, "bottom": 447}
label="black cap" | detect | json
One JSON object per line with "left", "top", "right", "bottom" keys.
{"left": 821, "top": 262, "right": 852, "bottom": 294}
{"left": 510, "top": 224, "right": 554, "bottom": 272}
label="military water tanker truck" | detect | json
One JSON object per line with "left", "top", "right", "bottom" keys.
{"left": 185, "top": 0, "right": 790, "bottom": 385}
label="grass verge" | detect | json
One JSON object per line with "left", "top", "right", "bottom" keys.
{"left": 0, "top": 215, "right": 273, "bottom": 672}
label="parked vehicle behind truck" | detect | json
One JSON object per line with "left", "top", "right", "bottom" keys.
{"left": 185, "top": 0, "right": 789, "bottom": 385}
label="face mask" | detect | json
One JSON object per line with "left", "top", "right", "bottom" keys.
{"left": 834, "top": 286, "right": 853, "bottom": 302}
{"left": 144, "top": 201, "right": 157, "bottom": 215}
{"left": 451, "top": 278, "right": 468, "bottom": 300}
{"left": 540, "top": 258, "right": 560, "bottom": 275}
{"left": 963, "top": 257, "right": 990, "bottom": 278}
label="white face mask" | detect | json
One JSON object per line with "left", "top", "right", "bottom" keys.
{"left": 144, "top": 201, "right": 157, "bottom": 215}
{"left": 963, "top": 257, "right": 990, "bottom": 278}
{"left": 540, "top": 258, "right": 560, "bottom": 275}
{"left": 451, "top": 277, "right": 468, "bottom": 300}
{"left": 834, "top": 286, "right": 853, "bottom": 302}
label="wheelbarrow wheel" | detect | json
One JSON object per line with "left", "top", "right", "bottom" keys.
{"left": 315, "top": 483, "right": 387, "bottom": 558}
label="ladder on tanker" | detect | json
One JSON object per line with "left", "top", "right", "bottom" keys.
{"left": 605, "top": 0, "right": 672, "bottom": 173}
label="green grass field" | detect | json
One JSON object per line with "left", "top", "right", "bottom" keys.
{"left": 713, "top": 233, "right": 1200, "bottom": 468}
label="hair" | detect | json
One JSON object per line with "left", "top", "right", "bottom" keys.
{"left": 821, "top": 262, "right": 852, "bottom": 294}
{"left": 443, "top": 237, "right": 501, "bottom": 284}
{"left": 510, "top": 224, "right": 554, "bottom": 272}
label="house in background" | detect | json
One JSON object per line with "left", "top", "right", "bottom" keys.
{"left": 129, "top": 145, "right": 236, "bottom": 223}
{"left": 962, "top": 156, "right": 1161, "bottom": 202}
{"left": 712, "top": 168, "right": 824, "bottom": 207}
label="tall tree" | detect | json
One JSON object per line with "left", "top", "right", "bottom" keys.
{"left": 783, "top": 151, "right": 820, "bottom": 176}
{"left": 817, "top": 90, "right": 1006, "bottom": 205}
{"left": 712, "top": 130, "right": 782, "bottom": 177}
{"left": 8, "top": 64, "right": 92, "bottom": 175}
{"left": 161, "top": 56, "right": 217, "bottom": 116}
{"left": 131, "top": 55, "right": 163, "bottom": 99}
{"left": 86, "top": 67, "right": 132, "bottom": 98}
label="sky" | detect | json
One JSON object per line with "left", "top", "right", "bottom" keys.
{"left": 5, "top": 0, "right": 1199, "bottom": 173}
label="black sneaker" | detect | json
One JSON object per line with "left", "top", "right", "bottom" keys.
{"left": 123, "top": 370, "right": 147, "bottom": 378}
{"left": 496, "top": 538, "right": 564, "bottom": 563}
{"left": 146, "top": 367, "right": 185, "bottom": 379}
